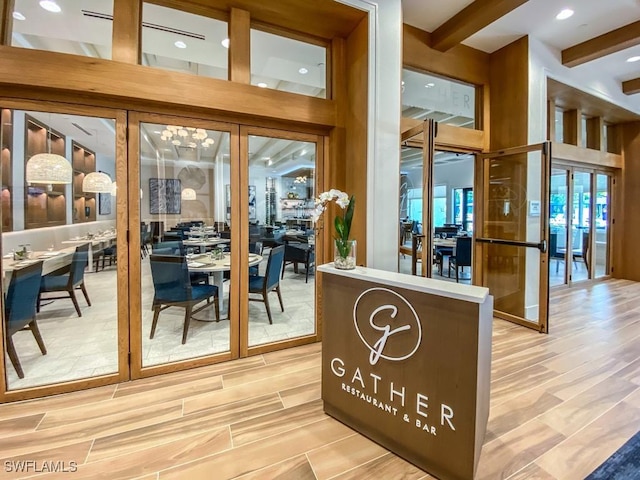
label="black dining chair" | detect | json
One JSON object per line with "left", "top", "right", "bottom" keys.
{"left": 149, "top": 254, "right": 219, "bottom": 344}
{"left": 38, "top": 243, "right": 91, "bottom": 317}
{"left": 449, "top": 236, "right": 472, "bottom": 282}
{"left": 5, "top": 261, "right": 46, "bottom": 379}
{"left": 249, "top": 245, "right": 285, "bottom": 324}
{"left": 281, "top": 242, "right": 315, "bottom": 283}
{"left": 249, "top": 241, "right": 263, "bottom": 276}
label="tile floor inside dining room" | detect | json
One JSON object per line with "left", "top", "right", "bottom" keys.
{"left": 4, "top": 250, "right": 316, "bottom": 390}
{"left": 1, "top": 279, "right": 640, "bottom": 479}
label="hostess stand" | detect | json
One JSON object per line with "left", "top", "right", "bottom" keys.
{"left": 318, "top": 263, "right": 493, "bottom": 480}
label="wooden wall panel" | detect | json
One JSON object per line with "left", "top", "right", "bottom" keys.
{"left": 112, "top": 0, "right": 141, "bottom": 64}
{"left": 0, "top": 46, "right": 336, "bottom": 128}
{"left": 489, "top": 36, "right": 529, "bottom": 149}
{"left": 344, "top": 17, "right": 368, "bottom": 266}
{"left": 403, "top": 24, "right": 490, "bottom": 87}
{"left": 563, "top": 109, "right": 580, "bottom": 146}
{"left": 586, "top": 116, "right": 603, "bottom": 151}
{"left": 615, "top": 122, "right": 640, "bottom": 281}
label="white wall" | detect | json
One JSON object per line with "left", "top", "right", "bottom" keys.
{"left": 338, "top": 0, "right": 403, "bottom": 271}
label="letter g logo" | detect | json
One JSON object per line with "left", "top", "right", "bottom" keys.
{"left": 353, "top": 288, "right": 422, "bottom": 365}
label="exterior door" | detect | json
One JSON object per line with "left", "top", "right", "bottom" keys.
{"left": 475, "top": 143, "right": 551, "bottom": 332}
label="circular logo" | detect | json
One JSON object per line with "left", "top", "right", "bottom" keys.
{"left": 352, "top": 288, "right": 422, "bottom": 365}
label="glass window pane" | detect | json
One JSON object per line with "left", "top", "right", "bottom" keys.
{"left": 11, "top": 0, "right": 114, "bottom": 59}
{"left": 247, "top": 135, "right": 316, "bottom": 347}
{"left": 140, "top": 121, "right": 230, "bottom": 366}
{"left": 402, "top": 69, "right": 476, "bottom": 129}
{"left": 142, "top": 3, "right": 228, "bottom": 80}
{"left": 251, "top": 30, "right": 326, "bottom": 98}
{"left": 555, "top": 108, "right": 564, "bottom": 142}
{"left": 571, "top": 171, "right": 591, "bottom": 282}
{"left": 550, "top": 168, "right": 569, "bottom": 287}
{"left": 399, "top": 146, "right": 422, "bottom": 275}
{"left": 595, "top": 174, "right": 609, "bottom": 278}
{"left": 2, "top": 108, "right": 118, "bottom": 389}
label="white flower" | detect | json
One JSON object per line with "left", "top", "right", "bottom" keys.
{"left": 311, "top": 204, "right": 325, "bottom": 223}
{"left": 335, "top": 192, "right": 350, "bottom": 209}
{"left": 328, "top": 189, "right": 343, "bottom": 199}
{"left": 319, "top": 191, "right": 332, "bottom": 203}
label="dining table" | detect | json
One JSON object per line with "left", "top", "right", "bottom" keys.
{"left": 187, "top": 252, "right": 263, "bottom": 320}
{"left": 61, "top": 232, "right": 117, "bottom": 272}
{"left": 183, "top": 237, "right": 231, "bottom": 253}
{"left": 2, "top": 247, "right": 76, "bottom": 286}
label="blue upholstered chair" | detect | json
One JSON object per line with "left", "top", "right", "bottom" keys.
{"left": 249, "top": 241, "right": 263, "bottom": 276}
{"left": 149, "top": 254, "right": 219, "bottom": 344}
{"left": 5, "top": 261, "right": 46, "bottom": 378}
{"left": 152, "top": 241, "right": 208, "bottom": 285}
{"left": 449, "top": 236, "right": 472, "bottom": 282}
{"left": 38, "top": 243, "right": 91, "bottom": 317}
{"left": 249, "top": 245, "right": 285, "bottom": 324}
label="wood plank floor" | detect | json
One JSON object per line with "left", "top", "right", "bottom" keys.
{"left": 1, "top": 279, "right": 640, "bottom": 479}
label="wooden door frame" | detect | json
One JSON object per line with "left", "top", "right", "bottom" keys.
{"left": 476, "top": 142, "right": 551, "bottom": 333}
{"left": 0, "top": 99, "right": 129, "bottom": 402}
{"left": 239, "top": 125, "right": 324, "bottom": 357}
{"left": 128, "top": 112, "right": 239, "bottom": 380}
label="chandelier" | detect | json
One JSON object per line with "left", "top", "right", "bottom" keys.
{"left": 294, "top": 176, "right": 307, "bottom": 184}
{"left": 161, "top": 125, "right": 215, "bottom": 149}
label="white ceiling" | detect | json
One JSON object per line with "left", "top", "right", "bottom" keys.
{"left": 402, "top": 0, "right": 640, "bottom": 113}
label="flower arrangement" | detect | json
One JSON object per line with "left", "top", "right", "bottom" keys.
{"left": 312, "top": 189, "right": 356, "bottom": 269}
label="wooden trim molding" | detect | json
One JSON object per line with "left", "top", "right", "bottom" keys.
{"left": 431, "top": 0, "right": 528, "bottom": 52}
{"left": 0, "top": 0, "right": 14, "bottom": 46}
{"left": 229, "top": 8, "right": 250, "bottom": 83}
{"left": 622, "top": 77, "right": 640, "bottom": 96}
{"left": 551, "top": 142, "right": 622, "bottom": 169}
{"left": 562, "top": 20, "right": 640, "bottom": 67}
{"left": 0, "top": 46, "right": 336, "bottom": 128}
{"left": 112, "top": 0, "right": 141, "bottom": 64}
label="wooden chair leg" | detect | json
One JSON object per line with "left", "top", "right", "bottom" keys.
{"left": 69, "top": 289, "right": 82, "bottom": 317}
{"left": 5, "top": 334, "right": 24, "bottom": 379}
{"left": 36, "top": 293, "right": 41, "bottom": 313}
{"left": 275, "top": 285, "right": 284, "bottom": 312}
{"left": 456, "top": 265, "right": 460, "bottom": 283}
{"left": 182, "top": 305, "right": 192, "bottom": 344}
{"left": 263, "top": 292, "right": 273, "bottom": 325}
{"left": 214, "top": 296, "right": 220, "bottom": 322}
{"left": 150, "top": 306, "right": 160, "bottom": 339}
{"left": 80, "top": 282, "right": 91, "bottom": 306}
{"left": 29, "top": 318, "right": 47, "bottom": 355}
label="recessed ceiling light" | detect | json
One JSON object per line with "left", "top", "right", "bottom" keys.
{"left": 39, "top": 1, "right": 61, "bottom": 13}
{"left": 221, "top": 38, "right": 230, "bottom": 49}
{"left": 257, "top": 82, "right": 268, "bottom": 88}
{"left": 627, "top": 56, "right": 640, "bottom": 63}
{"left": 298, "top": 67, "right": 309, "bottom": 75}
{"left": 425, "top": 83, "right": 435, "bottom": 88}
{"left": 174, "top": 40, "right": 187, "bottom": 49}
{"left": 154, "top": 130, "right": 161, "bottom": 134}
{"left": 12, "top": 11, "right": 26, "bottom": 20}
{"left": 556, "top": 9, "right": 574, "bottom": 20}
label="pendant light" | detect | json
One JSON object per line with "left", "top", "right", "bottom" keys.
{"left": 26, "top": 122, "right": 72, "bottom": 185}
{"left": 181, "top": 188, "right": 197, "bottom": 200}
{"left": 83, "top": 171, "right": 112, "bottom": 193}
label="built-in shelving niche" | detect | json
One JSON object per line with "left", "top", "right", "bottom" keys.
{"left": 24, "top": 115, "right": 67, "bottom": 229}
{"left": 72, "top": 141, "right": 96, "bottom": 223}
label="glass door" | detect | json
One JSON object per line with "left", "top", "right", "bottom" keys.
{"left": 572, "top": 170, "right": 592, "bottom": 282}
{"left": 1, "top": 103, "right": 128, "bottom": 401}
{"left": 129, "top": 113, "right": 238, "bottom": 378}
{"left": 595, "top": 173, "right": 611, "bottom": 278}
{"left": 476, "top": 143, "right": 550, "bottom": 332}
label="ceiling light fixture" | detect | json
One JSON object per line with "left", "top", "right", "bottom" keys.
{"left": 555, "top": 8, "right": 574, "bottom": 20}
{"left": 298, "top": 67, "right": 309, "bottom": 75}
{"left": 174, "top": 40, "right": 187, "bottom": 49}
{"left": 39, "top": 1, "right": 61, "bottom": 13}
{"left": 12, "top": 11, "right": 26, "bottom": 20}
{"left": 221, "top": 38, "right": 230, "bottom": 48}
{"left": 257, "top": 82, "right": 268, "bottom": 88}
{"left": 626, "top": 56, "right": 640, "bottom": 63}
{"left": 161, "top": 125, "right": 215, "bottom": 149}
{"left": 83, "top": 171, "right": 112, "bottom": 193}
{"left": 425, "top": 82, "right": 435, "bottom": 88}
{"left": 294, "top": 176, "right": 307, "bottom": 184}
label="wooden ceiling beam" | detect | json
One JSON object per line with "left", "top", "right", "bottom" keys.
{"left": 430, "top": 0, "right": 528, "bottom": 52}
{"left": 623, "top": 77, "right": 640, "bottom": 95}
{"left": 562, "top": 20, "right": 640, "bottom": 67}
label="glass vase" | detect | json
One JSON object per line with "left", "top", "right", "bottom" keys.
{"left": 334, "top": 239, "right": 356, "bottom": 270}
